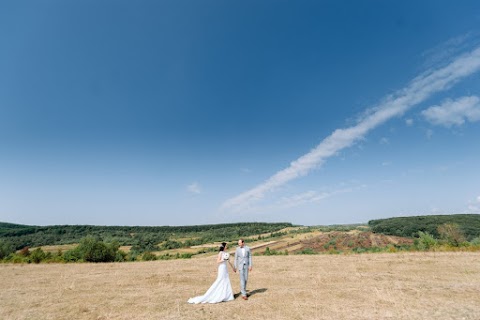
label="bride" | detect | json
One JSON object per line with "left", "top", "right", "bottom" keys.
{"left": 188, "top": 242, "right": 235, "bottom": 304}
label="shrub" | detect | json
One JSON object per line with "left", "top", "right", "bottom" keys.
{"left": 0, "top": 240, "right": 14, "bottom": 259}
{"left": 157, "top": 253, "right": 173, "bottom": 260}
{"left": 263, "top": 247, "right": 287, "bottom": 256}
{"left": 64, "top": 237, "right": 119, "bottom": 262}
{"left": 387, "top": 245, "right": 397, "bottom": 253}
{"left": 368, "top": 247, "right": 384, "bottom": 253}
{"left": 48, "top": 252, "right": 65, "bottom": 263}
{"left": 115, "top": 250, "right": 127, "bottom": 262}
{"left": 437, "top": 223, "right": 466, "bottom": 246}
{"left": 352, "top": 247, "right": 367, "bottom": 254}
{"left": 415, "top": 231, "right": 437, "bottom": 251}
{"left": 296, "top": 248, "right": 316, "bottom": 255}
{"left": 328, "top": 238, "right": 337, "bottom": 246}
{"left": 30, "top": 248, "right": 46, "bottom": 264}
{"left": 327, "top": 248, "right": 341, "bottom": 254}
{"left": 470, "top": 237, "right": 480, "bottom": 245}
{"left": 126, "top": 251, "right": 139, "bottom": 262}
{"left": 6, "top": 254, "right": 27, "bottom": 264}
{"left": 142, "top": 252, "right": 157, "bottom": 261}
{"left": 63, "top": 249, "right": 82, "bottom": 262}
{"left": 158, "top": 240, "right": 183, "bottom": 251}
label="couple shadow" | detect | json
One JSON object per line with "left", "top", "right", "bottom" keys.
{"left": 233, "top": 288, "right": 268, "bottom": 299}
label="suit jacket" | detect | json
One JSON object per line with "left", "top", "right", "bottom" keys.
{"left": 234, "top": 246, "right": 252, "bottom": 270}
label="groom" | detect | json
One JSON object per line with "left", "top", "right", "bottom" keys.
{"left": 233, "top": 239, "right": 252, "bottom": 300}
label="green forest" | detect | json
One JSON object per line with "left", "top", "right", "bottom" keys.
{"left": 0, "top": 221, "right": 294, "bottom": 263}
{"left": 0, "top": 221, "right": 292, "bottom": 251}
{"left": 368, "top": 214, "right": 480, "bottom": 240}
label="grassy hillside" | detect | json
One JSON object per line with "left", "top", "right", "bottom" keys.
{"left": 0, "top": 221, "right": 293, "bottom": 251}
{"left": 368, "top": 214, "right": 480, "bottom": 240}
{"left": 3, "top": 218, "right": 480, "bottom": 263}
{"left": 4, "top": 213, "right": 480, "bottom": 262}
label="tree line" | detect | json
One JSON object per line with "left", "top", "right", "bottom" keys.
{"left": 0, "top": 221, "right": 293, "bottom": 257}
{"left": 368, "top": 214, "right": 480, "bottom": 240}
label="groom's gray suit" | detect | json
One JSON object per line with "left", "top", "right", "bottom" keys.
{"left": 234, "top": 245, "right": 252, "bottom": 298}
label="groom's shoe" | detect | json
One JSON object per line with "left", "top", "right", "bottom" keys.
{"left": 242, "top": 295, "right": 248, "bottom": 300}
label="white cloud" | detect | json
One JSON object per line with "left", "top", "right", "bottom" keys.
{"left": 274, "top": 189, "right": 348, "bottom": 209}
{"left": 187, "top": 182, "right": 201, "bottom": 194}
{"left": 278, "top": 190, "right": 326, "bottom": 208}
{"left": 422, "top": 95, "right": 480, "bottom": 127}
{"left": 421, "top": 33, "right": 478, "bottom": 69}
{"left": 242, "top": 184, "right": 365, "bottom": 214}
{"left": 222, "top": 46, "right": 480, "bottom": 214}
{"left": 380, "top": 137, "right": 389, "bottom": 145}
{"left": 477, "top": 195, "right": 480, "bottom": 202}
{"left": 405, "top": 118, "right": 414, "bottom": 126}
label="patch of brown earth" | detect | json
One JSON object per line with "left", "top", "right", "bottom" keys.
{"left": 294, "top": 231, "right": 413, "bottom": 253}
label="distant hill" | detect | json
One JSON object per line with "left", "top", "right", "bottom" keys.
{"left": 0, "top": 221, "right": 293, "bottom": 250}
{"left": 0, "top": 222, "right": 31, "bottom": 229}
{"left": 5, "top": 214, "right": 479, "bottom": 253}
{"left": 368, "top": 214, "right": 480, "bottom": 240}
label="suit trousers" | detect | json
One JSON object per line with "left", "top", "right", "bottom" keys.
{"left": 239, "top": 266, "right": 249, "bottom": 296}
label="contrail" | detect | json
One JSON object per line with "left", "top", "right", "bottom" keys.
{"left": 222, "top": 46, "right": 480, "bottom": 213}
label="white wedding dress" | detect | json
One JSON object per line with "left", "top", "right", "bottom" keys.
{"left": 188, "top": 255, "right": 234, "bottom": 304}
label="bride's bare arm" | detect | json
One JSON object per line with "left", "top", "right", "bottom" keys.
{"left": 216, "top": 252, "right": 223, "bottom": 264}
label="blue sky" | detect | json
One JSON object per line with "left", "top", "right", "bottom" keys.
{"left": 1, "top": 1, "right": 480, "bottom": 226}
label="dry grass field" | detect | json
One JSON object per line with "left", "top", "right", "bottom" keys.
{"left": 1, "top": 252, "right": 480, "bottom": 320}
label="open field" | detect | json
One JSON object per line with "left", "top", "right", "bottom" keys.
{"left": 1, "top": 252, "right": 480, "bottom": 319}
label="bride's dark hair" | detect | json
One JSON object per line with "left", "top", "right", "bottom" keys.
{"left": 219, "top": 242, "right": 227, "bottom": 252}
